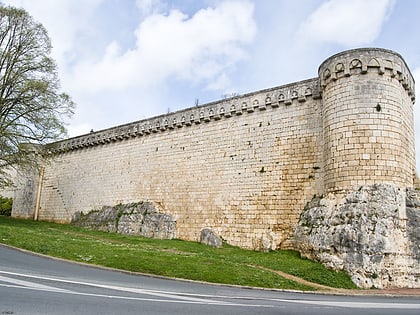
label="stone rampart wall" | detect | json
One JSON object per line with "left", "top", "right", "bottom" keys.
{"left": 0, "top": 166, "right": 16, "bottom": 199}
{"left": 8, "top": 48, "right": 418, "bottom": 260}
{"left": 36, "top": 78, "right": 323, "bottom": 250}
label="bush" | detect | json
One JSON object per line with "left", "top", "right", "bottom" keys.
{"left": 0, "top": 196, "right": 13, "bottom": 216}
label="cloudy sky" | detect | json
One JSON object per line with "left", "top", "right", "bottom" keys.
{"left": 3, "top": 0, "right": 420, "bottom": 167}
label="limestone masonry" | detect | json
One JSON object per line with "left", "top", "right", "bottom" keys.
{"left": 8, "top": 48, "right": 419, "bottom": 288}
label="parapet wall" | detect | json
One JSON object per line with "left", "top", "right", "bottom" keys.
{"left": 10, "top": 48, "right": 416, "bottom": 253}
{"left": 47, "top": 79, "right": 321, "bottom": 154}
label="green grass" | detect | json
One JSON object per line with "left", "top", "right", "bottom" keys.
{"left": 0, "top": 216, "right": 357, "bottom": 291}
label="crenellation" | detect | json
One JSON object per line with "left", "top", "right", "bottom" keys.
{"left": 47, "top": 79, "right": 320, "bottom": 154}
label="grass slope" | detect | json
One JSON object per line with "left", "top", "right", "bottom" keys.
{"left": 0, "top": 216, "right": 357, "bottom": 291}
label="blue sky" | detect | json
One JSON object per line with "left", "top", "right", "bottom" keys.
{"left": 4, "top": 0, "right": 420, "bottom": 168}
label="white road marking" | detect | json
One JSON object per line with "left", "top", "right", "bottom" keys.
{"left": 271, "top": 298, "right": 420, "bottom": 309}
{"left": 0, "top": 282, "right": 273, "bottom": 307}
{"left": 0, "top": 274, "right": 73, "bottom": 293}
{"left": 0, "top": 270, "right": 419, "bottom": 310}
{"left": 0, "top": 270, "right": 270, "bottom": 307}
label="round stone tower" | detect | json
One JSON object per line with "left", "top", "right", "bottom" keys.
{"left": 319, "top": 48, "right": 416, "bottom": 192}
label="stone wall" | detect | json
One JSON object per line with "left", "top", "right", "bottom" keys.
{"left": 8, "top": 48, "right": 419, "bottom": 287}
{"left": 24, "top": 78, "right": 323, "bottom": 250}
{"left": 0, "top": 166, "right": 16, "bottom": 199}
{"left": 9, "top": 144, "right": 44, "bottom": 220}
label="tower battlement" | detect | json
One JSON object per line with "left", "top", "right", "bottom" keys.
{"left": 319, "top": 48, "right": 415, "bottom": 102}
{"left": 319, "top": 48, "right": 416, "bottom": 192}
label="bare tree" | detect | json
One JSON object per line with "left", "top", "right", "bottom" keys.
{"left": 0, "top": 5, "right": 74, "bottom": 187}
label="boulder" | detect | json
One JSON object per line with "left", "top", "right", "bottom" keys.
{"left": 200, "top": 228, "right": 222, "bottom": 248}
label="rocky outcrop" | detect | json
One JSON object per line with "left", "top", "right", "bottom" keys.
{"left": 406, "top": 190, "right": 420, "bottom": 265}
{"left": 294, "top": 184, "right": 419, "bottom": 289}
{"left": 71, "top": 202, "right": 176, "bottom": 239}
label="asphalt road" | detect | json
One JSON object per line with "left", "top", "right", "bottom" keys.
{"left": 0, "top": 245, "right": 419, "bottom": 315}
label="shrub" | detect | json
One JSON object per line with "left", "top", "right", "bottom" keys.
{"left": 0, "top": 196, "right": 13, "bottom": 216}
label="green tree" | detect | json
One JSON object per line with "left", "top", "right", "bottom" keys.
{"left": 0, "top": 195, "right": 12, "bottom": 215}
{"left": 0, "top": 5, "right": 74, "bottom": 187}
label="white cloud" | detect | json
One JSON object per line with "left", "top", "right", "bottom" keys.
{"left": 69, "top": 0, "right": 256, "bottom": 93}
{"left": 4, "top": 0, "right": 256, "bottom": 135}
{"left": 297, "top": 0, "right": 395, "bottom": 46}
{"left": 206, "top": 73, "right": 231, "bottom": 91}
{"left": 135, "top": 0, "right": 166, "bottom": 15}
{"left": 3, "top": 0, "right": 104, "bottom": 66}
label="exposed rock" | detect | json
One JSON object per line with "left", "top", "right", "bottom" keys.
{"left": 141, "top": 213, "right": 177, "bottom": 239}
{"left": 406, "top": 189, "right": 420, "bottom": 269}
{"left": 71, "top": 202, "right": 176, "bottom": 239}
{"left": 200, "top": 228, "right": 222, "bottom": 248}
{"left": 294, "top": 184, "right": 419, "bottom": 289}
{"left": 71, "top": 206, "right": 119, "bottom": 233}
{"left": 260, "top": 230, "right": 284, "bottom": 252}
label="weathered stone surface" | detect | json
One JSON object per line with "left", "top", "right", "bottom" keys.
{"left": 406, "top": 189, "right": 420, "bottom": 265}
{"left": 3, "top": 48, "right": 418, "bottom": 289}
{"left": 8, "top": 48, "right": 415, "bottom": 254}
{"left": 295, "top": 184, "right": 419, "bottom": 289}
{"left": 72, "top": 206, "right": 119, "bottom": 232}
{"left": 141, "top": 213, "right": 177, "bottom": 239}
{"left": 200, "top": 228, "right": 223, "bottom": 248}
{"left": 71, "top": 202, "right": 176, "bottom": 239}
